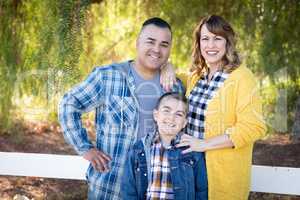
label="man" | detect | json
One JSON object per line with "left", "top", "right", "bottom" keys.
{"left": 59, "top": 17, "right": 184, "bottom": 199}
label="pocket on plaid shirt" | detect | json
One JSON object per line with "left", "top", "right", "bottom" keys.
{"left": 107, "top": 95, "right": 135, "bottom": 127}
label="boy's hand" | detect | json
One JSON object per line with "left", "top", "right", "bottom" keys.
{"left": 83, "top": 148, "right": 112, "bottom": 172}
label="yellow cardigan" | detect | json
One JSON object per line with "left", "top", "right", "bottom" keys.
{"left": 178, "top": 66, "right": 266, "bottom": 200}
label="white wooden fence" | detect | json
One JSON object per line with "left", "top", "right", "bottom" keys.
{"left": 1, "top": 152, "right": 300, "bottom": 196}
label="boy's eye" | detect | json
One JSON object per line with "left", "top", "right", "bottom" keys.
{"left": 176, "top": 113, "right": 184, "bottom": 117}
{"left": 162, "top": 109, "right": 169, "bottom": 113}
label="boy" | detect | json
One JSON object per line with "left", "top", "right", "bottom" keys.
{"left": 122, "top": 92, "right": 208, "bottom": 200}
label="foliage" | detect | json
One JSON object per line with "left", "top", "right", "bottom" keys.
{"left": 0, "top": 0, "right": 299, "bottom": 133}
{"left": 0, "top": 0, "right": 91, "bottom": 130}
{"left": 261, "top": 77, "right": 300, "bottom": 133}
{"left": 0, "top": 0, "right": 23, "bottom": 130}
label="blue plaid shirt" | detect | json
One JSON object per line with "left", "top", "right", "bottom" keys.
{"left": 59, "top": 61, "right": 184, "bottom": 200}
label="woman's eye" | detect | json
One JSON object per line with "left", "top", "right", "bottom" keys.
{"left": 201, "top": 38, "right": 208, "bottom": 41}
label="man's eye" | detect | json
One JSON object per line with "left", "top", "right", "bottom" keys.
{"left": 201, "top": 38, "right": 208, "bottom": 41}
{"left": 161, "top": 44, "right": 169, "bottom": 48}
{"left": 146, "top": 41, "right": 154, "bottom": 44}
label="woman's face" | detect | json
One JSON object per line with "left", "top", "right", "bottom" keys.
{"left": 200, "top": 24, "right": 226, "bottom": 68}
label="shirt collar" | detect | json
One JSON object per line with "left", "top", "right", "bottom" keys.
{"left": 152, "top": 131, "right": 183, "bottom": 149}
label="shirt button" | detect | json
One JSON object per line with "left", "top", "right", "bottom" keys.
{"left": 144, "top": 173, "right": 147, "bottom": 177}
{"left": 190, "top": 160, "right": 194, "bottom": 165}
{"left": 136, "top": 168, "right": 140, "bottom": 171}
{"left": 141, "top": 153, "right": 144, "bottom": 156}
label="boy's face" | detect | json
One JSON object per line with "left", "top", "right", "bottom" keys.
{"left": 153, "top": 97, "right": 187, "bottom": 138}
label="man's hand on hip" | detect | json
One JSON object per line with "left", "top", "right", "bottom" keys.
{"left": 83, "top": 148, "right": 112, "bottom": 172}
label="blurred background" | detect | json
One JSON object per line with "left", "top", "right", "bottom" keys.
{"left": 0, "top": 0, "right": 299, "bottom": 199}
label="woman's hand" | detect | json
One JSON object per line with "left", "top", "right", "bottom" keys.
{"left": 177, "top": 133, "right": 234, "bottom": 154}
{"left": 176, "top": 134, "right": 207, "bottom": 154}
{"left": 160, "top": 62, "right": 177, "bottom": 92}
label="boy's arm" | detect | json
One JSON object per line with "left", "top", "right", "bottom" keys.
{"left": 194, "top": 152, "right": 208, "bottom": 200}
{"left": 121, "top": 148, "right": 139, "bottom": 200}
{"left": 58, "top": 67, "right": 104, "bottom": 155}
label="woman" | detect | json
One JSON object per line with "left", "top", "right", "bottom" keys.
{"left": 162, "top": 15, "right": 266, "bottom": 200}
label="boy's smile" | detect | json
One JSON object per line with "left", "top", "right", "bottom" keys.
{"left": 153, "top": 97, "right": 187, "bottom": 143}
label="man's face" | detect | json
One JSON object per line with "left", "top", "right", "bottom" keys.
{"left": 136, "top": 24, "right": 172, "bottom": 71}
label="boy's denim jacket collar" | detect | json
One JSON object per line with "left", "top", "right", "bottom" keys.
{"left": 141, "top": 130, "right": 183, "bottom": 182}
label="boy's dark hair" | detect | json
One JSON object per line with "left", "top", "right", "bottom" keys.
{"left": 155, "top": 92, "right": 188, "bottom": 111}
{"left": 141, "top": 17, "right": 172, "bottom": 35}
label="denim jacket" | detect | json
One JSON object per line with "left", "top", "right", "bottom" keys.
{"left": 121, "top": 132, "right": 208, "bottom": 200}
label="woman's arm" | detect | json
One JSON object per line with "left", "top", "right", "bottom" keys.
{"left": 177, "top": 70, "right": 266, "bottom": 153}
{"left": 177, "top": 134, "right": 234, "bottom": 154}
{"left": 222, "top": 72, "right": 267, "bottom": 149}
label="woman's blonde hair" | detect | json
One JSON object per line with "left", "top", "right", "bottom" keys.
{"left": 191, "top": 15, "right": 241, "bottom": 75}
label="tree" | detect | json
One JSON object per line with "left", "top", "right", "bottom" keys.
{"left": 0, "top": 0, "right": 93, "bottom": 131}
{"left": 292, "top": 97, "right": 300, "bottom": 141}
{"left": 0, "top": 0, "right": 299, "bottom": 134}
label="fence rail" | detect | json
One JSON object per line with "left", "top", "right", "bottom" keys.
{"left": 1, "top": 152, "right": 300, "bottom": 195}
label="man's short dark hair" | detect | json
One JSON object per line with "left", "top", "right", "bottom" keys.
{"left": 141, "top": 17, "right": 172, "bottom": 34}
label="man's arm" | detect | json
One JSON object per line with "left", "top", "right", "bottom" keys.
{"left": 160, "top": 62, "right": 189, "bottom": 92}
{"left": 58, "top": 67, "right": 111, "bottom": 171}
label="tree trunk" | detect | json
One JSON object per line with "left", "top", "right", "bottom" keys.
{"left": 292, "top": 96, "right": 300, "bottom": 142}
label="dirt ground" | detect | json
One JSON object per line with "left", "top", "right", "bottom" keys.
{"left": 0, "top": 121, "right": 300, "bottom": 200}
